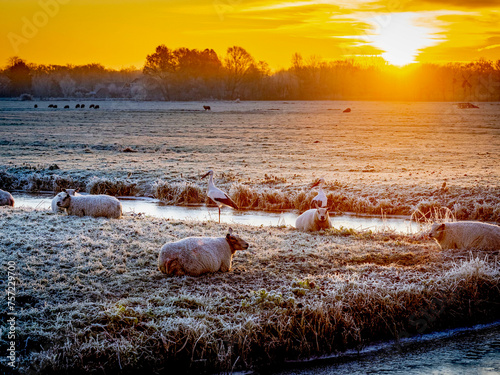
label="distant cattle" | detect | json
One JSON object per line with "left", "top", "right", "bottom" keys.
{"left": 89, "top": 104, "right": 95, "bottom": 108}
{"left": 80, "top": 104, "right": 85, "bottom": 108}
{"left": 76, "top": 104, "right": 80, "bottom": 108}
{"left": 203, "top": 105, "right": 211, "bottom": 111}
{"left": 94, "top": 105, "right": 100, "bottom": 109}
{"left": 64, "top": 105, "right": 70, "bottom": 109}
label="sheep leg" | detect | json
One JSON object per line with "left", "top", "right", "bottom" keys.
{"left": 218, "top": 207, "right": 221, "bottom": 223}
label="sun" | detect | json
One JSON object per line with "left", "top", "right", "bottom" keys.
{"left": 370, "top": 12, "right": 440, "bottom": 66}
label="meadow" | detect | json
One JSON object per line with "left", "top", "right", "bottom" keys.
{"left": 1, "top": 100, "right": 500, "bottom": 220}
{"left": 0, "top": 208, "right": 498, "bottom": 374}
{"left": 0, "top": 100, "right": 499, "bottom": 373}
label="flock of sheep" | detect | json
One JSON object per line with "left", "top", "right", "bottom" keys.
{"left": 1, "top": 171, "right": 500, "bottom": 278}
{"left": 34, "top": 104, "right": 100, "bottom": 109}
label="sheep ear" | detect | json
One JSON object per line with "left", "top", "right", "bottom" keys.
{"left": 437, "top": 223, "right": 445, "bottom": 232}
{"left": 312, "top": 200, "right": 318, "bottom": 209}
{"left": 62, "top": 188, "right": 67, "bottom": 193}
{"left": 75, "top": 188, "right": 79, "bottom": 193}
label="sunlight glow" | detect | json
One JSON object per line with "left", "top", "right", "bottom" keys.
{"left": 369, "top": 13, "right": 441, "bottom": 66}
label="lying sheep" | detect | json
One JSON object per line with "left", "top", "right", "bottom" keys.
{"left": 158, "top": 228, "right": 249, "bottom": 276}
{"left": 0, "top": 189, "right": 14, "bottom": 207}
{"left": 429, "top": 221, "right": 500, "bottom": 250}
{"left": 54, "top": 190, "right": 122, "bottom": 218}
{"left": 295, "top": 206, "right": 332, "bottom": 232}
{"left": 51, "top": 189, "right": 80, "bottom": 213}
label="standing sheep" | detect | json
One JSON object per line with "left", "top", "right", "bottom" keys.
{"left": 429, "top": 221, "right": 500, "bottom": 250}
{"left": 54, "top": 190, "right": 122, "bottom": 218}
{"left": 0, "top": 189, "right": 14, "bottom": 207}
{"left": 158, "top": 228, "right": 249, "bottom": 276}
{"left": 51, "top": 189, "right": 80, "bottom": 213}
{"left": 295, "top": 206, "right": 332, "bottom": 232}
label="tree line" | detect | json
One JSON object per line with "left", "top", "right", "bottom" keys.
{"left": 1, "top": 46, "right": 500, "bottom": 101}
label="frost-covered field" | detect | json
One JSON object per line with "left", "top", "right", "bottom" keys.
{"left": 0, "top": 208, "right": 499, "bottom": 374}
{"left": 1, "top": 100, "right": 499, "bottom": 220}
{"left": 0, "top": 101, "right": 500, "bottom": 374}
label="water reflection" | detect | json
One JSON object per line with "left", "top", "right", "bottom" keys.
{"left": 273, "top": 323, "right": 500, "bottom": 375}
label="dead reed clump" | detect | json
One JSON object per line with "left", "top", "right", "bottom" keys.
{"left": 411, "top": 200, "right": 455, "bottom": 223}
{"left": 87, "top": 176, "right": 139, "bottom": 196}
{"left": 153, "top": 180, "right": 203, "bottom": 204}
{"left": 0, "top": 170, "right": 16, "bottom": 190}
{"left": 230, "top": 183, "right": 260, "bottom": 208}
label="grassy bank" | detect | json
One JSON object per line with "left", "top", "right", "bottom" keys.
{"left": 1, "top": 208, "right": 499, "bottom": 374}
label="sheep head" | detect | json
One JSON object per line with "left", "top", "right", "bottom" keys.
{"left": 56, "top": 190, "right": 72, "bottom": 208}
{"left": 226, "top": 227, "right": 249, "bottom": 253}
{"left": 315, "top": 207, "right": 329, "bottom": 223}
{"left": 429, "top": 223, "right": 446, "bottom": 241}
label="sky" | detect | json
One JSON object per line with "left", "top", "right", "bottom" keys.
{"left": 1, "top": 0, "right": 500, "bottom": 70}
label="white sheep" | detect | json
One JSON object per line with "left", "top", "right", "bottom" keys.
{"left": 54, "top": 190, "right": 122, "bottom": 219}
{"left": 158, "top": 228, "right": 249, "bottom": 276}
{"left": 429, "top": 221, "right": 500, "bottom": 250}
{"left": 0, "top": 189, "right": 14, "bottom": 207}
{"left": 295, "top": 207, "right": 332, "bottom": 232}
{"left": 51, "top": 189, "right": 80, "bottom": 213}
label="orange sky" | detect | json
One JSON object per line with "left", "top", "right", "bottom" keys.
{"left": 1, "top": 0, "right": 500, "bottom": 69}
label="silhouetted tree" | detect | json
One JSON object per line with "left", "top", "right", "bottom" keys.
{"left": 143, "top": 45, "right": 178, "bottom": 100}
{"left": 4, "top": 57, "right": 32, "bottom": 96}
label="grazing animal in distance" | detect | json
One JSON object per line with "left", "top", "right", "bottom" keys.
{"left": 34, "top": 104, "right": 38, "bottom": 108}
{"left": 76, "top": 104, "right": 80, "bottom": 108}
{"left": 429, "top": 221, "right": 500, "bottom": 251}
{"left": 158, "top": 228, "right": 249, "bottom": 276}
{"left": 295, "top": 206, "right": 332, "bottom": 232}
{"left": 343, "top": 108, "right": 351, "bottom": 113}
{"left": 0, "top": 189, "right": 14, "bottom": 207}
{"left": 203, "top": 105, "right": 211, "bottom": 111}
{"left": 53, "top": 104, "right": 57, "bottom": 108}
{"left": 54, "top": 190, "right": 122, "bottom": 218}
{"left": 201, "top": 169, "right": 238, "bottom": 223}
{"left": 48, "top": 104, "right": 54, "bottom": 108}
{"left": 310, "top": 178, "right": 328, "bottom": 208}
{"left": 64, "top": 105, "right": 70, "bottom": 109}
{"left": 89, "top": 104, "right": 95, "bottom": 108}
{"left": 94, "top": 105, "right": 100, "bottom": 109}
{"left": 80, "top": 104, "right": 85, "bottom": 108}
{"left": 51, "top": 189, "right": 80, "bottom": 213}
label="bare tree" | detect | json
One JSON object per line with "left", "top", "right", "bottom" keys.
{"left": 223, "top": 46, "right": 255, "bottom": 99}
{"left": 58, "top": 75, "right": 76, "bottom": 98}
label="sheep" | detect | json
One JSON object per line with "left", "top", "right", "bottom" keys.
{"left": 158, "top": 228, "right": 249, "bottom": 276}
{"left": 54, "top": 190, "right": 122, "bottom": 218}
{"left": 429, "top": 221, "right": 500, "bottom": 251}
{"left": 51, "top": 189, "right": 80, "bottom": 213}
{"left": 295, "top": 206, "right": 332, "bottom": 232}
{"left": 0, "top": 189, "right": 14, "bottom": 207}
